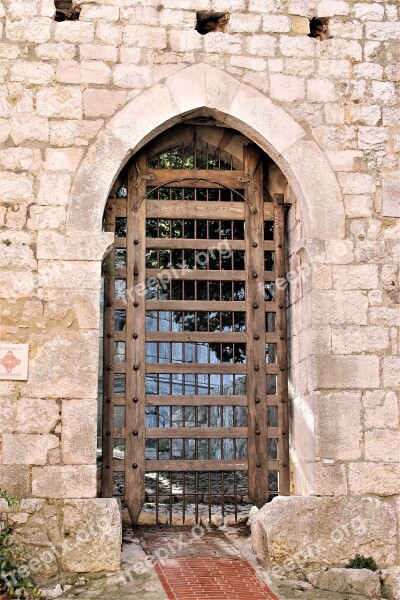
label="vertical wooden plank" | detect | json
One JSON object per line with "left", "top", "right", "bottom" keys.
{"left": 101, "top": 193, "right": 116, "bottom": 497}
{"left": 274, "top": 193, "right": 290, "bottom": 495}
{"left": 244, "top": 144, "right": 269, "bottom": 508}
{"left": 125, "top": 154, "right": 147, "bottom": 524}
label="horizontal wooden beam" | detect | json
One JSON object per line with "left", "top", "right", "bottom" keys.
{"left": 145, "top": 239, "right": 275, "bottom": 251}
{"left": 146, "top": 201, "right": 245, "bottom": 220}
{"left": 145, "top": 332, "right": 247, "bottom": 343}
{"left": 145, "top": 363, "right": 247, "bottom": 374}
{"left": 145, "top": 269, "right": 246, "bottom": 281}
{"left": 146, "top": 168, "right": 246, "bottom": 189}
{"left": 146, "top": 460, "right": 248, "bottom": 472}
{"left": 146, "top": 427, "right": 248, "bottom": 439}
{"left": 146, "top": 395, "right": 247, "bottom": 406}
{"left": 112, "top": 458, "right": 281, "bottom": 472}
{"left": 146, "top": 300, "right": 246, "bottom": 311}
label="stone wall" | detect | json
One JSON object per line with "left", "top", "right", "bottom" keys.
{"left": 0, "top": 0, "right": 399, "bottom": 583}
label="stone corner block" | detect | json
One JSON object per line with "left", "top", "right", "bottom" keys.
{"left": 251, "top": 496, "right": 397, "bottom": 575}
{"left": 61, "top": 498, "right": 122, "bottom": 573}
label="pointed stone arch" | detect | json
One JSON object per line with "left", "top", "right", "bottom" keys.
{"left": 66, "top": 63, "right": 345, "bottom": 240}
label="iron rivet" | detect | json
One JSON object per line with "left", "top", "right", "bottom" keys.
{"left": 106, "top": 431, "right": 111, "bottom": 436}
{"left": 282, "top": 462, "right": 287, "bottom": 468}
{"left": 134, "top": 240, "right": 139, "bottom": 245}
{"left": 255, "top": 398, "right": 261, "bottom": 404}
{"left": 133, "top": 430, "right": 139, "bottom": 436}
{"left": 133, "top": 333, "right": 138, "bottom": 339}
{"left": 280, "top": 335, "right": 284, "bottom": 340}
{"left": 134, "top": 269, "right": 139, "bottom": 276}
{"left": 278, "top": 243, "right": 283, "bottom": 248}
{"left": 254, "top": 334, "right": 260, "bottom": 340}
{"left": 132, "top": 463, "right": 138, "bottom": 469}
{"left": 133, "top": 397, "right": 139, "bottom": 403}
{"left": 106, "top": 302, "right": 113, "bottom": 307}
{"left": 105, "top": 464, "right": 110, "bottom": 469}
{"left": 279, "top": 304, "right": 284, "bottom": 309}
{"left": 107, "top": 365, "right": 113, "bottom": 371}
{"left": 280, "top": 367, "right": 285, "bottom": 371}
{"left": 256, "top": 430, "right": 261, "bottom": 436}
{"left": 253, "top": 303, "right": 259, "bottom": 309}
{"left": 108, "top": 206, "right": 112, "bottom": 210}
{"left": 254, "top": 365, "right": 260, "bottom": 371}
{"left": 281, "top": 398, "right": 286, "bottom": 403}
{"left": 134, "top": 301, "right": 139, "bottom": 307}
{"left": 106, "top": 333, "right": 112, "bottom": 338}
{"left": 252, "top": 242, "right": 258, "bottom": 248}
{"left": 133, "top": 365, "right": 139, "bottom": 371}
{"left": 106, "top": 397, "right": 112, "bottom": 403}
{"left": 252, "top": 272, "right": 258, "bottom": 279}
{"left": 282, "top": 430, "right": 286, "bottom": 435}
{"left": 256, "top": 462, "right": 261, "bottom": 468}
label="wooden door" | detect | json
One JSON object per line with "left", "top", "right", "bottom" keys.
{"left": 101, "top": 135, "right": 289, "bottom": 524}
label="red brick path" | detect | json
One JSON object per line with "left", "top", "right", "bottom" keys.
{"left": 155, "top": 558, "right": 280, "bottom": 600}
{"left": 137, "top": 527, "right": 279, "bottom": 600}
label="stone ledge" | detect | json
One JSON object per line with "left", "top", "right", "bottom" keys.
{"left": 307, "top": 568, "right": 382, "bottom": 598}
{"left": 1, "top": 498, "right": 121, "bottom": 581}
{"left": 251, "top": 496, "right": 397, "bottom": 577}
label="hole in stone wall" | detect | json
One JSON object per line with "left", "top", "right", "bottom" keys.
{"left": 54, "top": 0, "right": 80, "bottom": 21}
{"left": 308, "top": 17, "right": 331, "bottom": 40}
{"left": 195, "top": 11, "right": 230, "bottom": 35}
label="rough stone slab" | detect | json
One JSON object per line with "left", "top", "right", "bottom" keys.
{"left": 315, "top": 392, "right": 362, "bottom": 460}
{"left": 61, "top": 499, "right": 121, "bottom": 572}
{"left": 0, "top": 465, "right": 30, "bottom": 499}
{"left": 32, "top": 465, "right": 97, "bottom": 498}
{"left": 62, "top": 399, "right": 97, "bottom": 465}
{"left": 37, "top": 231, "right": 113, "bottom": 261}
{"left": 251, "top": 496, "right": 397, "bottom": 575}
{"left": 307, "top": 568, "right": 381, "bottom": 598}
{"left": 2, "top": 433, "right": 59, "bottom": 465}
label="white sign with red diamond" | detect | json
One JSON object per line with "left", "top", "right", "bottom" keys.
{"left": 0, "top": 343, "right": 29, "bottom": 380}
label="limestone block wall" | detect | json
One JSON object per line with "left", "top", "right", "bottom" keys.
{"left": 0, "top": 0, "right": 399, "bottom": 579}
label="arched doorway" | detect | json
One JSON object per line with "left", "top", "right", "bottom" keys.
{"left": 99, "top": 124, "right": 289, "bottom": 525}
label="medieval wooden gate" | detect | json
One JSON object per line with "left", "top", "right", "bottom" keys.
{"left": 101, "top": 132, "right": 289, "bottom": 524}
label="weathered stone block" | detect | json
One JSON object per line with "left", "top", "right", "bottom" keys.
{"left": 332, "top": 326, "right": 389, "bottom": 354}
{"left": 37, "top": 173, "right": 71, "bottom": 206}
{"left": 307, "top": 568, "right": 381, "bottom": 597}
{"left": 0, "top": 172, "right": 33, "bottom": 204}
{"left": 316, "top": 355, "right": 380, "bottom": 389}
{"left": 252, "top": 496, "right": 397, "bottom": 574}
{"left": 37, "top": 87, "right": 82, "bottom": 119}
{"left": 37, "top": 231, "right": 113, "bottom": 261}
{"left": 16, "top": 399, "right": 60, "bottom": 434}
{"left": 270, "top": 74, "right": 305, "bottom": 102}
{"left": 32, "top": 466, "right": 97, "bottom": 498}
{"left": 315, "top": 392, "right": 362, "bottom": 460}
{"left": 383, "top": 357, "right": 400, "bottom": 388}
{"left": 2, "top": 434, "right": 59, "bottom": 465}
{"left": 364, "top": 390, "right": 399, "bottom": 429}
{"left": 62, "top": 399, "right": 97, "bottom": 465}
{"left": 349, "top": 462, "right": 400, "bottom": 496}
{"left": 365, "top": 430, "right": 400, "bottom": 462}
{"left": 61, "top": 499, "right": 121, "bottom": 572}
{"left": 0, "top": 465, "right": 30, "bottom": 499}
{"left": 23, "top": 331, "right": 99, "bottom": 398}
{"left": 307, "top": 78, "right": 336, "bottom": 102}
{"left": 313, "top": 290, "right": 369, "bottom": 325}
